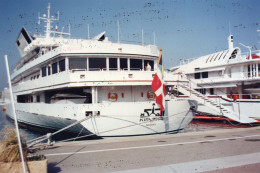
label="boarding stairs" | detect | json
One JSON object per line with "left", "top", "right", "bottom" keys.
{"left": 176, "top": 81, "right": 256, "bottom": 124}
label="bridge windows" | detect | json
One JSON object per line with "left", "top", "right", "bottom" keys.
{"left": 42, "top": 66, "right": 47, "bottom": 77}
{"left": 41, "top": 56, "right": 155, "bottom": 78}
{"left": 89, "top": 58, "right": 106, "bottom": 71}
{"left": 52, "top": 62, "right": 58, "bottom": 74}
{"left": 59, "top": 59, "right": 66, "bottom": 72}
{"left": 130, "top": 59, "right": 142, "bottom": 71}
{"left": 144, "top": 60, "right": 154, "bottom": 71}
{"left": 120, "top": 58, "right": 128, "bottom": 70}
{"left": 69, "top": 58, "right": 87, "bottom": 70}
{"left": 109, "top": 58, "right": 118, "bottom": 70}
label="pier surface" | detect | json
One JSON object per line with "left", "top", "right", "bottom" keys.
{"left": 35, "top": 126, "right": 260, "bottom": 173}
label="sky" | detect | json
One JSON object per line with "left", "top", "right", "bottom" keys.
{"left": 1, "top": 0, "right": 260, "bottom": 92}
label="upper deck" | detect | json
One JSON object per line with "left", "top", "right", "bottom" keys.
{"left": 11, "top": 3, "right": 163, "bottom": 94}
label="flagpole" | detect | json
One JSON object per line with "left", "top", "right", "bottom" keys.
{"left": 5, "top": 55, "right": 27, "bottom": 173}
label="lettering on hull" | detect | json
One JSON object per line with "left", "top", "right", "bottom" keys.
{"left": 140, "top": 103, "right": 164, "bottom": 122}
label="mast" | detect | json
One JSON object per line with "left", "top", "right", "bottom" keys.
{"left": 38, "top": 3, "right": 59, "bottom": 38}
{"left": 228, "top": 35, "right": 234, "bottom": 50}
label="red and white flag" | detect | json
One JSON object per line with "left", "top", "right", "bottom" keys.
{"left": 152, "top": 67, "right": 165, "bottom": 115}
{"left": 55, "top": 25, "right": 58, "bottom": 31}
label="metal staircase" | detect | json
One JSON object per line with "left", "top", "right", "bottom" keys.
{"left": 176, "top": 81, "right": 257, "bottom": 124}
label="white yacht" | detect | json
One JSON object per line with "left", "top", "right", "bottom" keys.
{"left": 4, "top": 4, "right": 197, "bottom": 137}
{"left": 170, "top": 33, "right": 260, "bottom": 124}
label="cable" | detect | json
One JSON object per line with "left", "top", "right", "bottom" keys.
{"left": 55, "top": 109, "right": 190, "bottom": 143}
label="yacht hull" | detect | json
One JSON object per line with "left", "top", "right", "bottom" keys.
{"left": 5, "top": 99, "right": 197, "bottom": 137}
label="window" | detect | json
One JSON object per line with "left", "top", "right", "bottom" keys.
{"left": 194, "top": 73, "right": 200, "bottom": 79}
{"left": 196, "top": 89, "right": 206, "bottom": 95}
{"left": 109, "top": 58, "right": 117, "bottom": 70}
{"left": 130, "top": 59, "right": 142, "bottom": 71}
{"left": 59, "top": 59, "right": 66, "bottom": 72}
{"left": 144, "top": 60, "right": 154, "bottom": 71}
{"left": 89, "top": 58, "right": 106, "bottom": 71}
{"left": 202, "top": 72, "right": 208, "bottom": 78}
{"left": 36, "top": 95, "right": 40, "bottom": 102}
{"left": 210, "top": 88, "right": 214, "bottom": 95}
{"left": 52, "top": 62, "right": 58, "bottom": 74}
{"left": 69, "top": 58, "right": 87, "bottom": 70}
{"left": 16, "top": 40, "right": 20, "bottom": 46}
{"left": 120, "top": 58, "right": 128, "bottom": 70}
{"left": 230, "top": 49, "right": 238, "bottom": 59}
{"left": 48, "top": 66, "right": 51, "bottom": 75}
{"left": 42, "top": 66, "right": 46, "bottom": 77}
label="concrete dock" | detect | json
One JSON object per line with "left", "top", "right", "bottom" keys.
{"left": 35, "top": 126, "right": 260, "bottom": 173}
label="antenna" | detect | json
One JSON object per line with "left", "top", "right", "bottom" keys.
{"left": 229, "top": 21, "right": 231, "bottom": 36}
{"left": 142, "top": 28, "right": 144, "bottom": 46}
{"left": 240, "top": 42, "right": 252, "bottom": 59}
{"left": 38, "top": 12, "right": 41, "bottom": 25}
{"left": 88, "top": 24, "right": 90, "bottom": 39}
{"left": 153, "top": 31, "right": 156, "bottom": 45}
{"left": 117, "top": 21, "right": 120, "bottom": 43}
{"left": 68, "top": 23, "right": 71, "bottom": 38}
{"left": 57, "top": 11, "right": 60, "bottom": 20}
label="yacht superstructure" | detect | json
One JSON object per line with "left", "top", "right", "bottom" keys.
{"left": 4, "top": 4, "right": 197, "bottom": 137}
{"left": 170, "top": 33, "right": 260, "bottom": 123}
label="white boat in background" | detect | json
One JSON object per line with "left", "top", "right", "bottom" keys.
{"left": 170, "top": 33, "right": 260, "bottom": 124}
{"left": 4, "top": 4, "right": 197, "bottom": 137}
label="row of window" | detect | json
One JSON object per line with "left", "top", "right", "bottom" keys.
{"left": 194, "top": 72, "right": 208, "bottom": 79}
{"left": 195, "top": 88, "right": 214, "bottom": 95}
{"left": 17, "top": 95, "right": 40, "bottom": 103}
{"left": 42, "top": 59, "right": 65, "bottom": 77}
{"left": 69, "top": 57, "right": 154, "bottom": 71}
{"left": 41, "top": 57, "right": 154, "bottom": 77}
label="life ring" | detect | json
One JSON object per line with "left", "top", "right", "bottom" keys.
{"left": 147, "top": 91, "right": 155, "bottom": 99}
{"left": 108, "top": 92, "right": 118, "bottom": 101}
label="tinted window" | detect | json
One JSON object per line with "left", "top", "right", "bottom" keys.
{"left": 194, "top": 73, "right": 200, "bottom": 79}
{"left": 130, "top": 59, "right": 142, "bottom": 71}
{"left": 59, "top": 59, "right": 66, "bottom": 72}
{"left": 89, "top": 58, "right": 106, "bottom": 71}
{"left": 144, "top": 60, "right": 154, "bottom": 71}
{"left": 52, "top": 62, "right": 58, "bottom": 74}
{"left": 202, "top": 72, "right": 208, "bottom": 78}
{"left": 120, "top": 58, "right": 127, "bottom": 70}
{"left": 42, "top": 67, "right": 46, "bottom": 77}
{"left": 69, "top": 58, "right": 87, "bottom": 70}
{"left": 109, "top": 58, "right": 117, "bottom": 70}
{"left": 48, "top": 66, "right": 51, "bottom": 75}
{"left": 210, "top": 88, "right": 214, "bottom": 95}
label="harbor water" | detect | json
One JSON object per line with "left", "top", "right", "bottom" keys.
{"left": 0, "top": 105, "right": 250, "bottom": 142}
